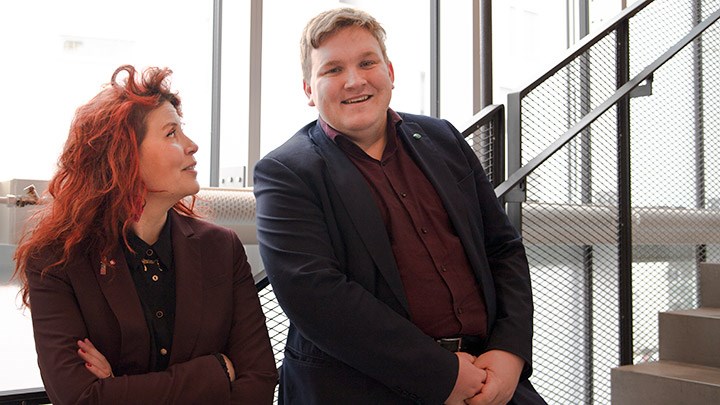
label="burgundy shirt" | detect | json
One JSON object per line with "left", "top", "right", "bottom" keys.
{"left": 319, "top": 111, "right": 487, "bottom": 339}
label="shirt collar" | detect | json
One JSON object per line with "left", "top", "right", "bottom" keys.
{"left": 318, "top": 108, "right": 403, "bottom": 142}
{"left": 124, "top": 216, "right": 174, "bottom": 268}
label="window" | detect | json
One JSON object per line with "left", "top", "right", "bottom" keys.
{"left": 0, "top": 0, "right": 215, "bottom": 391}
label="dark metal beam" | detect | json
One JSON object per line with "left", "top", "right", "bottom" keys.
{"left": 210, "top": 0, "right": 223, "bottom": 186}
{"left": 430, "top": 0, "right": 440, "bottom": 117}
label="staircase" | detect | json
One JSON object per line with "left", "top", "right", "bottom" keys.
{"left": 611, "top": 263, "right": 720, "bottom": 404}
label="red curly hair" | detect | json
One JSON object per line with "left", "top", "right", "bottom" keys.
{"left": 13, "top": 65, "right": 197, "bottom": 307}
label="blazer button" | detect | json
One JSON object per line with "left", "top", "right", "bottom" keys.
{"left": 413, "top": 133, "right": 422, "bottom": 139}
{"left": 160, "top": 348, "right": 168, "bottom": 356}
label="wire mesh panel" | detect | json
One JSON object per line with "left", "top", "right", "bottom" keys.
{"left": 508, "top": 0, "right": 720, "bottom": 403}
{"left": 258, "top": 283, "right": 288, "bottom": 404}
{"left": 463, "top": 104, "right": 506, "bottom": 186}
{"left": 523, "top": 108, "right": 621, "bottom": 404}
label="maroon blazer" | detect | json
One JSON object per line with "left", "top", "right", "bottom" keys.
{"left": 27, "top": 210, "right": 277, "bottom": 404}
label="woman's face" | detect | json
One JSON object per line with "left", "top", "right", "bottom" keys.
{"left": 138, "top": 101, "right": 199, "bottom": 208}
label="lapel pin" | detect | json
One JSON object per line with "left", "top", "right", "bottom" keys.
{"left": 413, "top": 133, "right": 422, "bottom": 139}
{"left": 100, "top": 259, "right": 116, "bottom": 275}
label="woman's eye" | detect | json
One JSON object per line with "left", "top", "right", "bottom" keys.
{"left": 167, "top": 129, "right": 177, "bottom": 137}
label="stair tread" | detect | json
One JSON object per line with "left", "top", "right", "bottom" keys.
{"left": 663, "top": 307, "right": 720, "bottom": 318}
{"left": 615, "top": 361, "right": 720, "bottom": 385}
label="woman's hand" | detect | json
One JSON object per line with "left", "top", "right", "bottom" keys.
{"left": 77, "top": 338, "right": 114, "bottom": 379}
{"left": 218, "top": 353, "right": 237, "bottom": 381}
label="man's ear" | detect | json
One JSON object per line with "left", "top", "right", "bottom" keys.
{"left": 303, "top": 80, "right": 316, "bottom": 107}
{"left": 387, "top": 60, "right": 395, "bottom": 89}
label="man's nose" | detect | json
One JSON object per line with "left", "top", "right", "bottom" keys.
{"left": 345, "top": 68, "right": 367, "bottom": 88}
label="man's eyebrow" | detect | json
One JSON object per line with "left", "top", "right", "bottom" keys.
{"left": 318, "top": 51, "right": 381, "bottom": 69}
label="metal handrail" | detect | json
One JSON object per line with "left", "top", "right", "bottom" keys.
{"left": 495, "top": 5, "right": 720, "bottom": 200}
{"left": 513, "top": 0, "right": 653, "bottom": 99}
{"left": 460, "top": 103, "right": 505, "bottom": 187}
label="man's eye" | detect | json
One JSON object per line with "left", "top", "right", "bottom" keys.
{"left": 167, "top": 129, "right": 177, "bottom": 137}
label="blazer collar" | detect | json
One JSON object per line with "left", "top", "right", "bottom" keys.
{"left": 308, "top": 123, "right": 411, "bottom": 314}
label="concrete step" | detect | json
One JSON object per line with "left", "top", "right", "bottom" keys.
{"left": 612, "top": 360, "right": 720, "bottom": 405}
{"left": 700, "top": 262, "right": 720, "bottom": 307}
{"left": 659, "top": 307, "right": 720, "bottom": 369}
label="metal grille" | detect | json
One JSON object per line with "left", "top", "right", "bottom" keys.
{"left": 508, "top": 0, "right": 720, "bottom": 403}
{"left": 257, "top": 283, "right": 287, "bottom": 404}
{"left": 463, "top": 104, "right": 506, "bottom": 186}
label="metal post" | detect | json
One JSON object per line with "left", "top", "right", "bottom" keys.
{"left": 477, "top": 0, "right": 493, "bottom": 111}
{"left": 430, "top": 0, "right": 440, "bottom": 118}
{"left": 616, "top": 19, "right": 634, "bottom": 366}
{"left": 692, "top": 0, "right": 706, "bottom": 266}
{"left": 575, "top": 1, "right": 595, "bottom": 400}
{"left": 505, "top": 92, "right": 523, "bottom": 233}
{"left": 247, "top": 0, "right": 263, "bottom": 186}
{"left": 209, "top": 0, "right": 223, "bottom": 187}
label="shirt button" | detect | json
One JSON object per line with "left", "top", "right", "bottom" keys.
{"left": 156, "top": 310, "right": 164, "bottom": 319}
{"left": 160, "top": 348, "right": 168, "bottom": 356}
{"left": 421, "top": 228, "right": 428, "bottom": 234}
{"left": 457, "top": 308, "right": 463, "bottom": 314}
{"left": 152, "top": 275, "right": 159, "bottom": 282}
{"left": 441, "top": 265, "right": 447, "bottom": 272}
{"left": 146, "top": 249, "right": 154, "bottom": 256}
{"left": 400, "top": 192, "right": 407, "bottom": 198}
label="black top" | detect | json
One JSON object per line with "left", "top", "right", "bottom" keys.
{"left": 122, "top": 219, "right": 176, "bottom": 371}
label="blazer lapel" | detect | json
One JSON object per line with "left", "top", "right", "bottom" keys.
{"left": 168, "top": 211, "right": 203, "bottom": 364}
{"left": 93, "top": 249, "right": 150, "bottom": 370}
{"left": 397, "top": 122, "right": 475, "bottom": 242}
{"left": 308, "top": 124, "right": 411, "bottom": 313}
{"left": 397, "top": 121, "right": 494, "bottom": 289}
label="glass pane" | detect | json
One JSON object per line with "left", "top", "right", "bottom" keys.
{"left": 0, "top": 0, "right": 213, "bottom": 393}
{"left": 219, "top": 1, "right": 251, "bottom": 187}
{"left": 0, "top": 0, "right": 214, "bottom": 186}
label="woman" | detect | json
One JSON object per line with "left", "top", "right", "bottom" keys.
{"left": 13, "top": 65, "right": 277, "bottom": 404}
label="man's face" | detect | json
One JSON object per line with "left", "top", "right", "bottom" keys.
{"left": 304, "top": 26, "right": 395, "bottom": 144}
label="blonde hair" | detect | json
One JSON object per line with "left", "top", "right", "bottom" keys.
{"left": 300, "top": 7, "right": 388, "bottom": 82}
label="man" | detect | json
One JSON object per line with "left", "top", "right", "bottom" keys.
{"left": 254, "top": 7, "right": 545, "bottom": 405}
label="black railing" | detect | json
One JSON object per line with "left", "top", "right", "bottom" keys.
{"left": 0, "top": 387, "right": 49, "bottom": 405}
{"left": 461, "top": 104, "right": 506, "bottom": 188}
{"left": 498, "top": 0, "right": 720, "bottom": 403}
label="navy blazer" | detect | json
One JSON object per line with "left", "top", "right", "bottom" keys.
{"left": 27, "top": 210, "right": 278, "bottom": 404}
{"left": 254, "top": 112, "right": 535, "bottom": 404}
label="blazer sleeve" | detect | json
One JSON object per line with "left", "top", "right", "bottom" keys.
{"left": 254, "top": 155, "right": 459, "bottom": 404}
{"left": 27, "top": 260, "right": 232, "bottom": 405}
{"left": 225, "top": 229, "right": 278, "bottom": 404}
{"left": 449, "top": 119, "right": 535, "bottom": 376}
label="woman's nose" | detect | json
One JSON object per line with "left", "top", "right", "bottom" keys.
{"left": 184, "top": 135, "right": 198, "bottom": 154}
